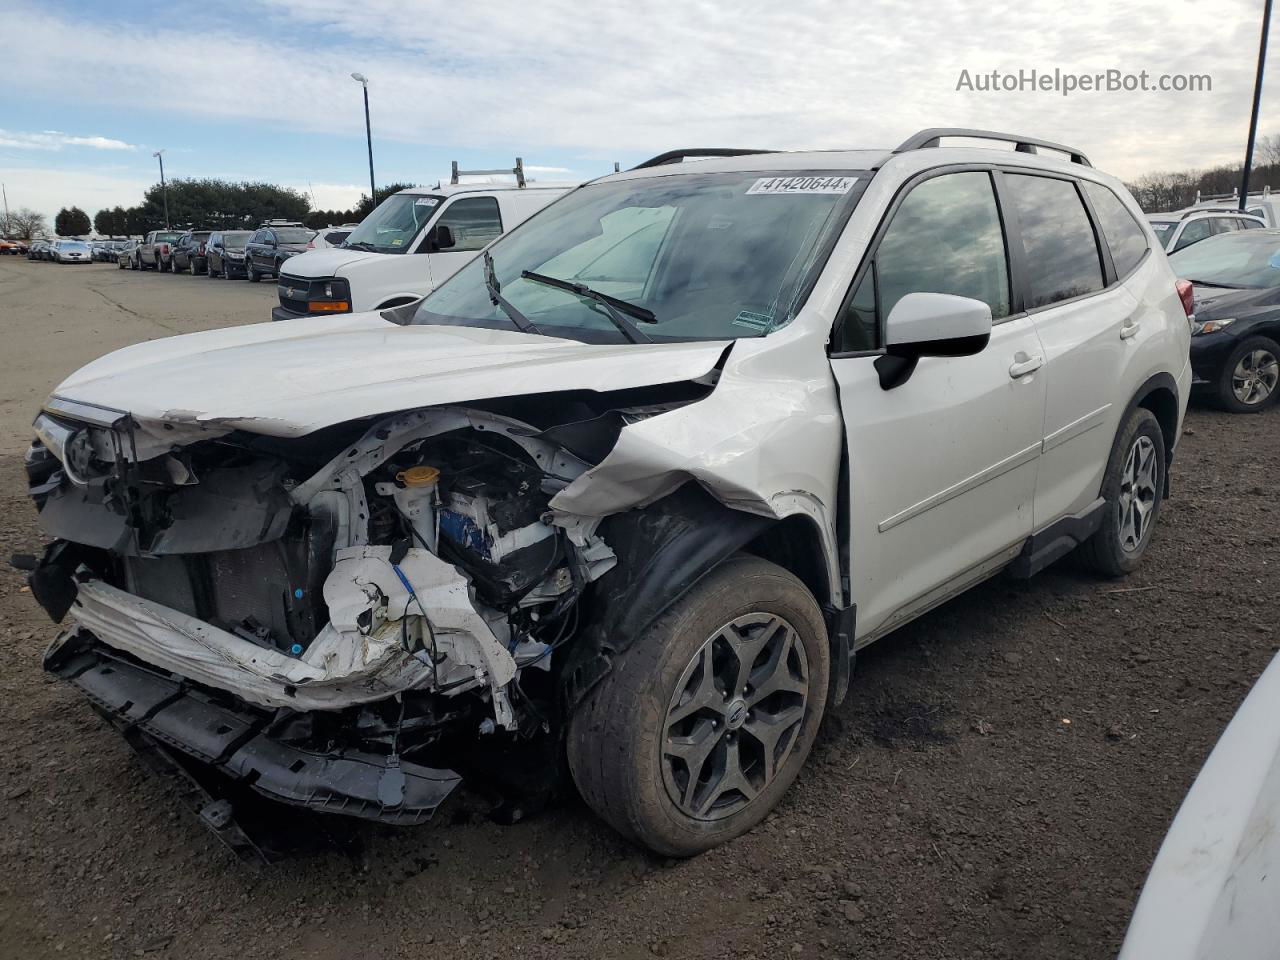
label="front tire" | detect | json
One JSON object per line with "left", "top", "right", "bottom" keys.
{"left": 1216, "top": 336, "right": 1280, "bottom": 413}
{"left": 567, "top": 555, "right": 829, "bottom": 857}
{"left": 1077, "top": 407, "right": 1166, "bottom": 577}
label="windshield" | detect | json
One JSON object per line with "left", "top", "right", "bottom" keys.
{"left": 413, "top": 170, "right": 866, "bottom": 343}
{"left": 1168, "top": 231, "right": 1280, "bottom": 288}
{"left": 154, "top": 232, "right": 179, "bottom": 243}
{"left": 1149, "top": 221, "right": 1176, "bottom": 246}
{"left": 221, "top": 232, "right": 249, "bottom": 249}
{"left": 343, "top": 192, "right": 441, "bottom": 254}
{"left": 63, "top": 242, "right": 88, "bottom": 251}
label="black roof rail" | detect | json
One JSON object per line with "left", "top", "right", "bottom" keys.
{"left": 631, "top": 148, "right": 775, "bottom": 170}
{"left": 894, "top": 128, "right": 1092, "bottom": 167}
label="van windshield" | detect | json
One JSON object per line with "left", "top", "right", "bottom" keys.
{"left": 413, "top": 170, "right": 867, "bottom": 343}
{"left": 344, "top": 193, "right": 442, "bottom": 254}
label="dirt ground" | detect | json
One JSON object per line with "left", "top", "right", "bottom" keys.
{"left": 0, "top": 255, "right": 1276, "bottom": 960}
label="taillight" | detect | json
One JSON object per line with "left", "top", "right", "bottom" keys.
{"left": 1175, "top": 279, "right": 1195, "bottom": 318}
{"left": 306, "top": 241, "right": 314, "bottom": 248}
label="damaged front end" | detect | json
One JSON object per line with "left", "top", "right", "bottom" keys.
{"left": 24, "top": 390, "right": 694, "bottom": 843}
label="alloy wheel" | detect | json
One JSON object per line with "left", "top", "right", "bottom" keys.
{"left": 1232, "top": 349, "right": 1279, "bottom": 406}
{"left": 661, "top": 613, "right": 809, "bottom": 821}
{"left": 1117, "top": 435, "right": 1159, "bottom": 553}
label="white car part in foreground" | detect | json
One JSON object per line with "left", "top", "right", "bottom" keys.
{"left": 1118, "top": 650, "right": 1280, "bottom": 960}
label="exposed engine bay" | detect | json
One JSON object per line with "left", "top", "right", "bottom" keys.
{"left": 22, "top": 392, "right": 705, "bottom": 848}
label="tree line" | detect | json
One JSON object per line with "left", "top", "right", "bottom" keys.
{"left": 1123, "top": 134, "right": 1280, "bottom": 213}
{"left": 4, "top": 179, "right": 421, "bottom": 241}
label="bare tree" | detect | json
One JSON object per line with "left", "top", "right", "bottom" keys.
{"left": 1257, "top": 134, "right": 1280, "bottom": 168}
{"left": 5, "top": 207, "right": 48, "bottom": 240}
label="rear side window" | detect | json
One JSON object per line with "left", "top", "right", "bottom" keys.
{"left": 1241, "top": 218, "right": 1264, "bottom": 230}
{"left": 1082, "top": 182, "right": 1149, "bottom": 277}
{"left": 1004, "top": 174, "right": 1103, "bottom": 307}
{"left": 435, "top": 197, "right": 503, "bottom": 252}
{"left": 836, "top": 171, "right": 1010, "bottom": 351}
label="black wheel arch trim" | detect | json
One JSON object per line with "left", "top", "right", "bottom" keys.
{"left": 1121, "top": 372, "right": 1180, "bottom": 498}
{"left": 560, "top": 483, "right": 850, "bottom": 711}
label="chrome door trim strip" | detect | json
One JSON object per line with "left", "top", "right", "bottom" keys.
{"left": 877, "top": 440, "right": 1043, "bottom": 533}
{"left": 1042, "top": 403, "right": 1112, "bottom": 454}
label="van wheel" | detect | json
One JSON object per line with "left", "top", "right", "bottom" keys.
{"left": 567, "top": 555, "right": 829, "bottom": 857}
{"left": 1077, "top": 407, "right": 1166, "bottom": 577}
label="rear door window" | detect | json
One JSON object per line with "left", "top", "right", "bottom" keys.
{"left": 1004, "top": 174, "right": 1104, "bottom": 307}
{"left": 1082, "top": 181, "right": 1149, "bottom": 277}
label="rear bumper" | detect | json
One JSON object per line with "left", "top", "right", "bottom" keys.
{"left": 46, "top": 631, "right": 461, "bottom": 828}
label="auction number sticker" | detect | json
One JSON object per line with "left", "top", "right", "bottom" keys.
{"left": 414, "top": 197, "right": 440, "bottom": 207}
{"left": 746, "top": 176, "right": 857, "bottom": 196}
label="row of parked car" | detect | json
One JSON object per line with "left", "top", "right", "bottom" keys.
{"left": 107, "top": 221, "right": 358, "bottom": 280}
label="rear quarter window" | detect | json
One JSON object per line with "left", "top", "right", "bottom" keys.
{"left": 1083, "top": 182, "right": 1149, "bottom": 277}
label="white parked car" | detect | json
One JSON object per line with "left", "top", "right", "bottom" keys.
{"left": 306, "top": 224, "right": 361, "bottom": 250}
{"left": 271, "top": 162, "right": 572, "bottom": 319}
{"left": 1147, "top": 209, "right": 1266, "bottom": 253}
{"left": 1182, "top": 186, "right": 1278, "bottom": 227}
{"left": 24, "top": 129, "right": 1191, "bottom": 859}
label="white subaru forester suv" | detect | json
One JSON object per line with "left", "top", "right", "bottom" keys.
{"left": 25, "top": 129, "right": 1191, "bottom": 859}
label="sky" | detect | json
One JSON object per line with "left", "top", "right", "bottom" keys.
{"left": 2, "top": 0, "right": 1277, "bottom": 227}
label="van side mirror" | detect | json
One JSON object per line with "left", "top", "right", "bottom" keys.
{"left": 432, "top": 224, "right": 456, "bottom": 250}
{"left": 877, "top": 292, "right": 993, "bottom": 390}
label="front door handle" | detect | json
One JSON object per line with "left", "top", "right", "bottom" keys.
{"left": 1009, "top": 352, "right": 1045, "bottom": 379}
{"left": 1120, "top": 319, "right": 1141, "bottom": 340}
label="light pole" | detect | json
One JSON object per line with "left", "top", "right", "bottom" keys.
{"left": 350, "top": 73, "right": 377, "bottom": 210}
{"left": 152, "top": 150, "right": 169, "bottom": 229}
{"left": 1239, "top": 0, "right": 1273, "bottom": 210}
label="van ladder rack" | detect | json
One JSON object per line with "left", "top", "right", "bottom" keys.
{"left": 451, "top": 158, "right": 526, "bottom": 188}
{"left": 894, "top": 128, "right": 1091, "bottom": 166}
{"left": 631, "top": 148, "right": 775, "bottom": 170}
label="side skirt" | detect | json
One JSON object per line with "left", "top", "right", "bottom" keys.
{"left": 1006, "top": 497, "right": 1106, "bottom": 580}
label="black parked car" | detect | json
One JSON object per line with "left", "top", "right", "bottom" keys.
{"left": 1169, "top": 229, "right": 1280, "bottom": 413}
{"left": 244, "top": 221, "right": 315, "bottom": 282}
{"left": 206, "top": 231, "right": 252, "bottom": 279}
{"left": 172, "top": 231, "right": 212, "bottom": 275}
{"left": 28, "top": 240, "right": 49, "bottom": 260}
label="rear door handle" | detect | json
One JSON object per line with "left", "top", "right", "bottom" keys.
{"left": 1009, "top": 353, "right": 1045, "bottom": 379}
{"left": 1120, "top": 319, "right": 1141, "bottom": 340}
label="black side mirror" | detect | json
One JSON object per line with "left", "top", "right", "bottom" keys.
{"left": 433, "top": 224, "right": 456, "bottom": 251}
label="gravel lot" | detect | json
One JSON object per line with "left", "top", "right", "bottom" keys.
{"left": 0, "top": 256, "right": 1276, "bottom": 960}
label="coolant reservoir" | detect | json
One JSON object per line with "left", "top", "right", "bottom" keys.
{"left": 394, "top": 465, "right": 440, "bottom": 551}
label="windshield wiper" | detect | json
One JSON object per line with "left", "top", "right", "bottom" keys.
{"left": 484, "top": 251, "right": 543, "bottom": 335}
{"left": 344, "top": 241, "right": 379, "bottom": 252}
{"left": 519, "top": 270, "right": 655, "bottom": 344}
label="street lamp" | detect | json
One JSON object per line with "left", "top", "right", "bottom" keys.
{"left": 1239, "top": 0, "right": 1273, "bottom": 210}
{"left": 152, "top": 150, "right": 169, "bottom": 229}
{"left": 350, "top": 73, "right": 377, "bottom": 210}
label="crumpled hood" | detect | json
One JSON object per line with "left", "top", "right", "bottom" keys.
{"left": 1192, "top": 284, "right": 1279, "bottom": 317}
{"left": 278, "top": 248, "right": 381, "bottom": 276}
{"left": 50, "top": 312, "right": 728, "bottom": 437}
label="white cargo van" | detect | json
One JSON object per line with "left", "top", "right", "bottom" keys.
{"left": 272, "top": 160, "right": 573, "bottom": 320}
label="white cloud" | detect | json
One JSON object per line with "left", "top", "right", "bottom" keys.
{"left": 0, "top": 129, "right": 136, "bottom": 151}
{"left": 288, "top": 181, "right": 366, "bottom": 211}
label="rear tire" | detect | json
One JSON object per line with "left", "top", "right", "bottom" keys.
{"left": 1216, "top": 336, "right": 1280, "bottom": 414}
{"left": 567, "top": 555, "right": 829, "bottom": 857}
{"left": 1077, "top": 407, "right": 1166, "bottom": 577}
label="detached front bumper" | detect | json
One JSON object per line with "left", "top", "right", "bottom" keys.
{"left": 46, "top": 632, "right": 461, "bottom": 829}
